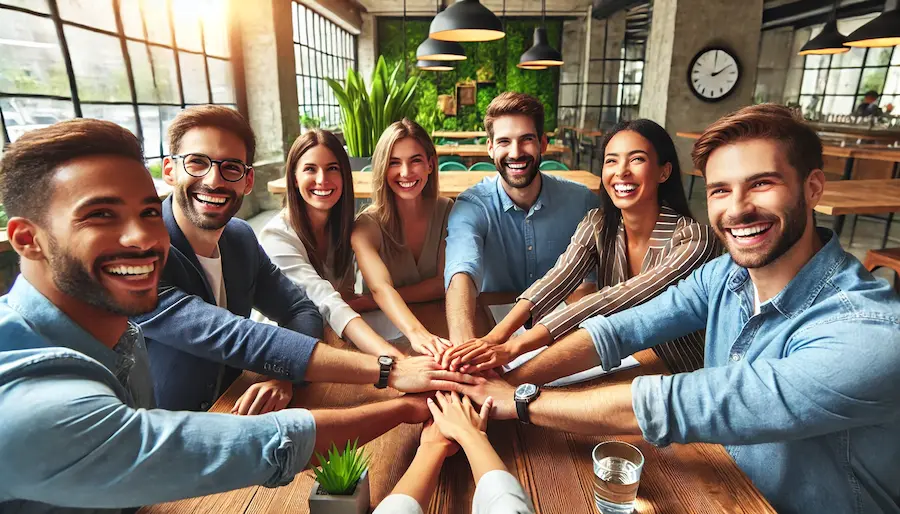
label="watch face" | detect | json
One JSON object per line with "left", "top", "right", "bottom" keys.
{"left": 515, "top": 383, "right": 538, "bottom": 400}
{"left": 378, "top": 356, "right": 393, "bottom": 366}
{"left": 689, "top": 48, "right": 740, "bottom": 102}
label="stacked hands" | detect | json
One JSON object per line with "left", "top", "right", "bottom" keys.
{"left": 234, "top": 336, "right": 522, "bottom": 418}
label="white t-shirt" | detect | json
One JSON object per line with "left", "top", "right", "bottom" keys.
{"left": 196, "top": 247, "right": 227, "bottom": 309}
{"left": 752, "top": 283, "right": 770, "bottom": 316}
{"left": 373, "top": 470, "right": 534, "bottom": 514}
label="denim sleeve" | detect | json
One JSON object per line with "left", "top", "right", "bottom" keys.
{"left": 579, "top": 260, "right": 715, "bottom": 370}
{"left": 135, "top": 285, "right": 318, "bottom": 382}
{"left": 0, "top": 372, "right": 316, "bottom": 508}
{"left": 632, "top": 315, "right": 900, "bottom": 447}
{"left": 252, "top": 239, "right": 324, "bottom": 339}
{"left": 444, "top": 196, "right": 489, "bottom": 292}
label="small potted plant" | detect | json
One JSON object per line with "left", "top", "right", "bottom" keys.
{"left": 309, "top": 440, "right": 370, "bottom": 514}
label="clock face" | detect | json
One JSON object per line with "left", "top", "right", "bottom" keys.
{"left": 689, "top": 48, "right": 740, "bottom": 102}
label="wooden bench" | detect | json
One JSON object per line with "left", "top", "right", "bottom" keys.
{"left": 864, "top": 247, "right": 900, "bottom": 292}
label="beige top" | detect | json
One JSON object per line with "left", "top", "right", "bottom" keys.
{"left": 359, "top": 196, "right": 453, "bottom": 290}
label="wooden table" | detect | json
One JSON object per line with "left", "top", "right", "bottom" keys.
{"left": 815, "top": 179, "right": 900, "bottom": 234}
{"left": 435, "top": 143, "right": 570, "bottom": 158}
{"left": 141, "top": 297, "right": 774, "bottom": 514}
{"left": 267, "top": 170, "right": 601, "bottom": 197}
{"left": 432, "top": 130, "right": 487, "bottom": 139}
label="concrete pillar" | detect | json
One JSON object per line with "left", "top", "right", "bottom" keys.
{"left": 639, "top": 0, "right": 763, "bottom": 173}
{"left": 358, "top": 12, "right": 377, "bottom": 81}
{"left": 754, "top": 27, "right": 794, "bottom": 104}
{"left": 559, "top": 17, "right": 587, "bottom": 128}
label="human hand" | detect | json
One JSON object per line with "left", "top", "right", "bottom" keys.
{"left": 456, "top": 370, "right": 517, "bottom": 420}
{"left": 388, "top": 355, "right": 485, "bottom": 393}
{"left": 399, "top": 392, "right": 433, "bottom": 424}
{"left": 441, "top": 338, "right": 517, "bottom": 373}
{"left": 232, "top": 379, "right": 293, "bottom": 415}
{"left": 410, "top": 332, "right": 452, "bottom": 361}
{"left": 419, "top": 419, "right": 458, "bottom": 458}
{"left": 426, "top": 392, "right": 492, "bottom": 443}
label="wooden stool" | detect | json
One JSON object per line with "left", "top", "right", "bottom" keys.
{"left": 863, "top": 248, "right": 900, "bottom": 293}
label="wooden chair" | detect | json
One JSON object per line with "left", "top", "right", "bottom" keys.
{"left": 863, "top": 247, "right": 900, "bottom": 292}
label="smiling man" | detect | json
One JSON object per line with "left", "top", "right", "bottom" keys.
{"left": 443, "top": 92, "right": 600, "bottom": 345}
{"left": 458, "top": 104, "right": 900, "bottom": 514}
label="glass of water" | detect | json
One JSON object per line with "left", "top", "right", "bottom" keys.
{"left": 592, "top": 441, "right": 644, "bottom": 514}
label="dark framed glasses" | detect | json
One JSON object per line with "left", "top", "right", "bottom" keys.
{"left": 172, "top": 153, "right": 252, "bottom": 183}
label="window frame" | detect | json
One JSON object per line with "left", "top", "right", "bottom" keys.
{"left": 797, "top": 44, "right": 897, "bottom": 117}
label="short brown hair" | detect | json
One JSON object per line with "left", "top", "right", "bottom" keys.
{"left": 484, "top": 92, "right": 545, "bottom": 141}
{"left": 692, "top": 103, "right": 823, "bottom": 179}
{"left": 167, "top": 105, "right": 256, "bottom": 163}
{"left": 0, "top": 118, "right": 144, "bottom": 222}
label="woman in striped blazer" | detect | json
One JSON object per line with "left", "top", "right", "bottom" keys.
{"left": 442, "top": 119, "right": 723, "bottom": 375}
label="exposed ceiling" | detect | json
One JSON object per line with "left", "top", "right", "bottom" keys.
{"left": 761, "top": 0, "right": 885, "bottom": 29}
{"left": 355, "top": 0, "right": 594, "bottom": 17}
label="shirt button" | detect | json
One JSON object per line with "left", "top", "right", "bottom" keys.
{"left": 730, "top": 353, "right": 741, "bottom": 362}
{"left": 528, "top": 245, "right": 533, "bottom": 251}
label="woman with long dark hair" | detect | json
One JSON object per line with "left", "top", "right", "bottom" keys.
{"left": 442, "top": 119, "right": 722, "bottom": 375}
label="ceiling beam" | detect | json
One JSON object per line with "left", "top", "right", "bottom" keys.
{"left": 762, "top": 0, "right": 884, "bottom": 29}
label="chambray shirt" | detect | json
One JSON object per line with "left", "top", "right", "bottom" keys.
{"left": 581, "top": 229, "right": 900, "bottom": 514}
{"left": 444, "top": 173, "right": 600, "bottom": 294}
{"left": 0, "top": 276, "right": 317, "bottom": 513}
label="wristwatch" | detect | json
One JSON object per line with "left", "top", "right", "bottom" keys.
{"left": 514, "top": 383, "right": 540, "bottom": 424}
{"left": 375, "top": 355, "right": 395, "bottom": 389}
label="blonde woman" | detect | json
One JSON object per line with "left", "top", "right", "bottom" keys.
{"left": 351, "top": 119, "right": 453, "bottom": 359}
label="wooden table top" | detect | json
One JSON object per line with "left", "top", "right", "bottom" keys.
{"left": 432, "top": 130, "right": 487, "bottom": 139}
{"left": 815, "top": 179, "right": 900, "bottom": 216}
{"left": 435, "top": 143, "right": 570, "bottom": 157}
{"left": 140, "top": 297, "right": 774, "bottom": 514}
{"left": 676, "top": 132, "right": 900, "bottom": 163}
{"left": 267, "top": 170, "right": 601, "bottom": 197}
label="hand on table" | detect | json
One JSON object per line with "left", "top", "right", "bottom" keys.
{"left": 419, "top": 419, "right": 459, "bottom": 458}
{"left": 426, "top": 391, "right": 493, "bottom": 443}
{"left": 389, "top": 355, "right": 485, "bottom": 393}
{"left": 232, "top": 379, "right": 293, "bottom": 415}
{"left": 440, "top": 336, "right": 517, "bottom": 373}
{"left": 456, "top": 370, "right": 517, "bottom": 420}
{"left": 410, "top": 332, "right": 453, "bottom": 361}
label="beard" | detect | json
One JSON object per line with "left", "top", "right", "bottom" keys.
{"left": 494, "top": 154, "right": 541, "bottom": 189}
{"left": 174, "top": 182, "right": 243, "bottom": 231}
{"left": 46, "top": 235, "right": 162, "bottom": 316}
{"left": 714, "top": 193, "right": 808, "bottom": 269}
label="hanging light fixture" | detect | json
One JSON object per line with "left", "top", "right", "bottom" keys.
{"left": 417, "top": 0, "right": 467, "bottom": 60}
{"left": 844, "top": 0, "right": 900, "bottom": 48}
{"left": 417, "top": 60, "right": 455, "bottom": 71}
{"left": 519, "top": 0, "right": 563, "bottom": 67}
{"left": 798, "top": 0, "right": 849, "bottom": 55}
{"left": 429, "top": 0, "right": 505, "bottom": 42}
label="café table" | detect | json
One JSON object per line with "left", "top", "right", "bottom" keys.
{"left": 432, "top": 130, "right": 487, "bottom": 139}
{"left": 267, "top": 170, "right": 602, "bottom": 197}
{"left": 435, "top": 143, "right": 570, "bottom": 158}
{"left": 140, "top": 295, "right": 775, "bottom": 514}
{"left": 814, "top": 179, "right": 900, "bottom": 236}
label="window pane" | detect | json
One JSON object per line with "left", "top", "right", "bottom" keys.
{"left": 801, "top": 68, "right": 827, "bottom": 95}
{"left": 803, "top": 54, "right": 830, "bottom": 69}
{"left": 0, "top": 97, "right": 73, "bottom": 141}
{"left": 820, "top": 95, "right": 854, "bottom": 116}
{"left": 865, "top": 47, "right": 893, "bottom": 67}
{"left": 830, "top": 47, "right": 865, "bottom": 68}
{"left": 858, "top": 67, "right": 887, "bottom": 95}
{"left": 295, "top": 44, "right": 303, "bottom": 74}
{"left": 291, "top": 1, "right": 299, "bottom": 42}
{"left": 621, "top": 85, "right": 641, "bottom": 106}
{"left": 149, "top": 46, "right": 180, "bottom": 103}
{"left": 623, "top": 61, "right": 643, "bottom": 83}
{"left": 65, "top": 26, "right": 132, "bottom": 102}
{"left": 0, "top": 10, "right": 69, "bottom": 96}
{"left": 178, "top": 51, "right": 208, "bottom": 103}
{"left": 119, "top": 0, "right": 144, "bottom": 39}
{"left": 82, "top": 103, "right": 137, "bottom": 136}
{"left": 57, "top": 0, "right": 116, "bottom": 32}
{"left": 208, "top": 57, "right": 233, "bottom": 103}
{"left": 203, "top": 3, "right": 229, "bottom": 57}
{"left": 129, "top": 42, "right": 180, "bottom": 104}
{"left": 143, "top": 0, "right": 172, "bottom": 45}
{"left": 884, "top": 67, "right": 900, "bottom": 96}
{"left": 172, "top": 0, "right": 203, "bottom": 51}
{"left": 298, "top": 5, "right": 308, "bottom": 46}
{"left": 825, "top": 68, "right": 861, "bottom": 95}
{"left": 2, "top": 0, "right": 49, "bottom": 13}
{"left": 892, "top": 50, "right": 900, "bottom": 66}
{"left": 138, "top": 105, "right": 179, "bottom": 157}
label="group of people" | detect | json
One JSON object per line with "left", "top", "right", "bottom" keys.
{"left": 0, "top": 90, "right": 897, "bottom": 514}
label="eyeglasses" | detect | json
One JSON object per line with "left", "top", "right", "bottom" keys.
{"left": 172, "top": 153, "right": 252, "bottom": 183}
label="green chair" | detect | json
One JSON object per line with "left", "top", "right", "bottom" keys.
{"left": 361, "top": 164, "right": 372, "bottom": 172}
{"left": 439, "top": 155, "right": 465, "bottom": 165}
{"left": 439, "top": 161, "right": 468, "bottom": 172}
{"left": 539, "top": 160, "right": 570, "bottom": 171}
{"left": 468, "top": 162, "right": 496, "bottom": 171}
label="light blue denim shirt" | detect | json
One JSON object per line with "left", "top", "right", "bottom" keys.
{"left": 0, "top": 276, "right": 317, "bottom": 513}
{"left": 580, "top": 229, "right": 900, "bottom": 514}
{"left": 444, "top": 173, "right": 601, "bottom": 293}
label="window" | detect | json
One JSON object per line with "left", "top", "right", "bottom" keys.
{"left": 0, "top": 0, "right": 236, "bottom": 174}
{"left": 292, "top": 2, "right": 357, "bottom": 129}
{"left": 797, "top": 14, "right": 897, "bottom": 117}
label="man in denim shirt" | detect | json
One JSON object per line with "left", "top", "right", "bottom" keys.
{"left": 461, "top": 105, "right": 900, "bottom": 514}
{"left": 0, "top": 120, "right": 435, "bottom": 513}
{"left": 444, "top": 92, "right": 600, "bottom": 345}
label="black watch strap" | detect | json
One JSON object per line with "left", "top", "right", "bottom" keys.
{"left": 375, "top": 356, "right": 393, "bottom": 389}
{"left": 516, "top": 397, "right": 531, "bottom": 424}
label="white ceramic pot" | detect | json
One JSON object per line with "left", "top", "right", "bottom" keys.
{"left": 308, "top": 470, "right": 370, "bottom": 514}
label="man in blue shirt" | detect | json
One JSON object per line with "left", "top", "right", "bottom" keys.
{"left": 444, "top": 92, "right": 600, "bottom": 345}
{"left": 460, "top": 105, "right": 900, "bottom": 514}
{"left": 0, "top": 119, "right": 438, "bottom": 513}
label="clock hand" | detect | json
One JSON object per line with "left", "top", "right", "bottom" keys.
{"left": 711, "top": 64, "right": 733, "bottom": 77}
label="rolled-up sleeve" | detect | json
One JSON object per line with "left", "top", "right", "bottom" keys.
{"left": 444, "top": 195, "right": 489, "bottom": 292}
{"left": 472, "top": 470, "right": 535, "bottom": 514}
{"left": 0, "top": 371, "right": 316, "bottom": 508}
{"left": 373, "top": 494, "right": 424, "bottom": 514}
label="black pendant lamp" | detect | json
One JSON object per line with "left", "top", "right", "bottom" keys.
{"left": 844, "top": 0, "right": 900, "bottom": 48}
{"left": 799, "top": 0, "right": 849, "bottom": 55}
{"left": 519, "top": 0, "right": 563, "bottom": 67}
{"left": 417, "top": 0, "right": 467, "bottom": 60}
{"left": 417, "top": 60, "right": 455, "bottom": 71}
{"left": 429, "top": 0, "right": 505, "bottom": 42}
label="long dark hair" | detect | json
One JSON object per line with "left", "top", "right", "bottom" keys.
{"left": 597, "top": 119, "right": 693, "bottom": 252}
{"left": 283, "top": 129, "right": 355, "bottom": 280}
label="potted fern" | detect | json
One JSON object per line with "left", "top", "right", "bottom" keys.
{"left": 309, "top": 440, "right": 371, "bottom": 514}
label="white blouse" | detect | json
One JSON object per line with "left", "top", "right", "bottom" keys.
{"left": 259, "top": 213, "right": 360, "bottom": 336}
{"left": 372, "top": 470, "right": 535, "bottom": 514}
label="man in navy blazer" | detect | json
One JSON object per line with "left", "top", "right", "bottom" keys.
{"left": 134, "top": 106, "right": 476, "bottom": 411}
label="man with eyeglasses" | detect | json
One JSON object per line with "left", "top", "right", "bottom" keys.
{"left": 134, "top": 106, "right": 479, "bottom": 412}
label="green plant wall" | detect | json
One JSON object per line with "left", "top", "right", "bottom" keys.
{"left": 377, "top": 18, "right": 562, "bottom": 135}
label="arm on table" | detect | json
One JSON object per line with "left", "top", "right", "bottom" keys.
{"left": 444, "top": 198, "right": 489, "bottom": 345}
{"left": 446, "top": 272, "right": 479, "bottom": 345}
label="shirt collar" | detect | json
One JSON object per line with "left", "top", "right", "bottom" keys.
{"left": 5, "top": 276, "right": 121, "bottom": 372}
{"left": 496, "top": 172, "right": 549, "bottom": 214}
{"left": 726, "top": 228, "right": 845, "bottom": 318}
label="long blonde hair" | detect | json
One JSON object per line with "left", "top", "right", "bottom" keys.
{"left": 362, "top": 118, "right": 439, "bottom": 255}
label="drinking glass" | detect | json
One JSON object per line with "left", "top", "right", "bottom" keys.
{"left": 592, "top": 441, "right": 644, "bottom": 514}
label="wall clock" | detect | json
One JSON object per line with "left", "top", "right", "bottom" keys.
{"left": 688, "top": 47, "right": 741, "bottom": 102}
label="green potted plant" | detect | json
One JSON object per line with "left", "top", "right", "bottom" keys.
{"left": 326, "top": 56, "right": 419, "bottom": 170}
{"left": 309, "top": 440, "right": 370, "bottom": 514}
{"left": 300, "top": 112, "right": 322, "bottom": 132}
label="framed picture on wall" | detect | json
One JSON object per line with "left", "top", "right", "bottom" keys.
{"left": 438, "top": 94, "right": 457, "bottom": 116}
{"left": 457, "top": 80, "right": 476, "bottom": 106}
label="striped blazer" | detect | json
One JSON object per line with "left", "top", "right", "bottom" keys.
{"left": 519, "top": 205, "right": 723, "bottom": 373}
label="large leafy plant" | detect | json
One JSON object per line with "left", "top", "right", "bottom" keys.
{"left": 326, "top": 56, "right": 419, "bottom": 158}
{"left": 312, "top": 440, "right": 370, "bottom": 495}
